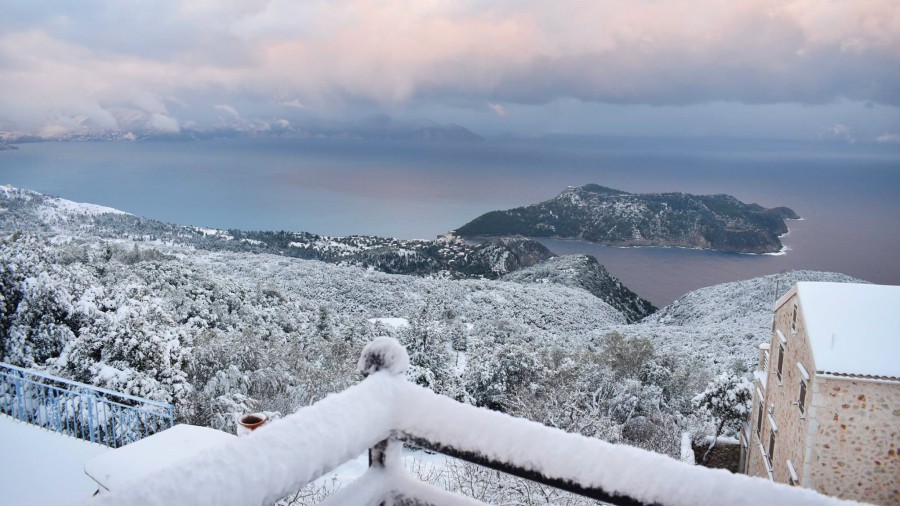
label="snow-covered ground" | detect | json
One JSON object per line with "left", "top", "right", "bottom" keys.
{"left": 311, "top": 448, "right": 450, "bottom": 493}
{"left": 0, "top": 415, "right": 109, "bottom": 506}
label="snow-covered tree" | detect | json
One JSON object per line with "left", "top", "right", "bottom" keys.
{"left": 691, "top": 372, "right": 752, "bottom": 462}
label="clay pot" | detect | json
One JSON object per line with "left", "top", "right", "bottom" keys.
{"left": 237, "top": 413, "right": 268, "bottom": 436}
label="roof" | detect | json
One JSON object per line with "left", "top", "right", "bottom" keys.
{"left": 84, "top": 424, "right": 235, "bottom": 491}
{"left": 792, "top": 282, "right": 900, "bottom": 380}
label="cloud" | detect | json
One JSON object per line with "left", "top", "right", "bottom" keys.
{"left": 1, "top": 1, "right": 899, "bottom": 134}
{"left": 488, "top": 103, "right": 507, "bottom": 117}
{"left": 148, "top": 113, "right": 180, "bottom": 133}
{"left": 214, "top": 104, "right": 240, "bottom": 117}
{"left": 876, "top": 133, "right": 900, "bottom": 144}
{"left": 820, "top": 123, "right": 855, "bottom": 143}
{"left": 279, "top": 99, "right": 307, "bottom": 110}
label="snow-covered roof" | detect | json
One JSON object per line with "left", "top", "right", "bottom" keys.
{"left": 0, "top": 414, "right": 109, "bottom": 505}
{"left": 84, "top": 424, "right": 235, "bottom": 491}
{"left": 791, "top": 282, "right": 900, "bottom": 380}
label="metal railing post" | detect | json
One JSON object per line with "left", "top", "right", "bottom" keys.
{"left": 368, "top": 439, "right": 389, "bottom": 468}
{"left": 14, "top": 375, "right": 24, "bottom": 422}
{"left": 110, "top": 404, "right": 118, "bottom": 448}
{"left": 87, "top": 390, "right": 95, "bottom": 443}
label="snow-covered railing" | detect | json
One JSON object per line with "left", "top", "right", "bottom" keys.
{"left": 0, "top": 362, "right": 174, "bottom": 448}
{"left": 88, "top": 339, "right": 856, "bottom": 506}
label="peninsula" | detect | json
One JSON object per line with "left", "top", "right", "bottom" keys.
{"left": 454, "top": 184, "right": 799, "bottom": 254}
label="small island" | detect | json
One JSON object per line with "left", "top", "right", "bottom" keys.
{"left": 454, "top": 184, "right": 800, "bottom": 254}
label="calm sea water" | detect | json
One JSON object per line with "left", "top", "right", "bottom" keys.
{"left": 1, "top": 138, "right": 898, "bottom": 306}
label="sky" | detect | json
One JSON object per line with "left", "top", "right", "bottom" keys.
{"left": 1, "top": 0, "right": 899, "bottom": 142}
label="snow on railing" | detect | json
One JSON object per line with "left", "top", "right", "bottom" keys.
{"left": 87, "top": 338, "right": 857, "bottom": 506}
{"left": 0, "top": 362, "right": 174, "bottom": 448}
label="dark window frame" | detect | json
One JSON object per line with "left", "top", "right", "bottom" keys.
{"left": 776, "top": 344, "right": 785, "bottom": 383}
{"left": 756, "top": 403, "right": 763, "bottom": 437}
{"left": 798, "top": 379, "right": 807, "bottom": 415}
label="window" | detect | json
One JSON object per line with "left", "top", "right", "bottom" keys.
{"left": 777, "top": 329, "right": 787, "bottom": 344}
{"left": 756, "top": 403, "right": 763, "bottom": 437}
{"left": 767, "top": 431, "right": 776, "bottom": 467}
{"left": 787, "top": 460, "right": 799, "bottom": 486}
{"left": 776, "top": 344, "right": 784, "bottom": 383}
{"left": 798, "top": 379, "right": 807, "bottom": 415}
{"left": 791, "top": 305, "right": 798, "bottom": 333}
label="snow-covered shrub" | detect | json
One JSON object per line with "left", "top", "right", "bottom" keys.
{"left": 464, "top": 341, "right": 546, "bottom": 410}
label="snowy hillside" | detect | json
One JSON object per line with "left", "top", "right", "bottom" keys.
{"left": 0, "top": 185, "right": 126, "bottom": 225}
{"left": 0, "top": 232, "right": 625, "bottom": 430}
{"left": 0, "top": 186, "right": 869, "bottom": 497}
{"left": 502, "top": 254, "right": 656, "bottom": 322}
{"left": 0, "top": 185, "right": 654, "bottom": 316}
{"left": 616, "top": 271, "right": 864, "bottom": 371}
{"left": 0, "top": 186, "right": 556, "bottom": 279}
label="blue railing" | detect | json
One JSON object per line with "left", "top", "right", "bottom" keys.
{"left": 0, "top": 362, "right": 174, "bottom": 448}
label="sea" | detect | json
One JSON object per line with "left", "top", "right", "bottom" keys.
{"left": 2, "top": 137, "right": 898, "bottom": 307}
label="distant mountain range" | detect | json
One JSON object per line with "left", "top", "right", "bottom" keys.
{"left": 0, "top": 113, "right": 484, "bottom": 144}
{"left": 454, "top": 184, "right": 800, "bottom": 254}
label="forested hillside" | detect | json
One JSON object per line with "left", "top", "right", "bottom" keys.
{"left": 0, "top": 187, "right": 861, "bottom": 495}
{"left": 0, "top": 186, "right": 555, "bottom": 279}
{"left": 455, "top": 184, "right": 800, "bottom": 253}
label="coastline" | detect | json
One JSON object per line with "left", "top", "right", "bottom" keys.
{"left": 462, "top": 234, "right": 791, "bottom": 256}
{"left": 761, "top": 217, "right": 804, "bottom": 257}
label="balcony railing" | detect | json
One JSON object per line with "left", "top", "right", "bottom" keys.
{"left": 0, "top": 362, "right": 174, "bottom": 448}
{"left": 89, "top": 338, "right": 854, "bottom": 506}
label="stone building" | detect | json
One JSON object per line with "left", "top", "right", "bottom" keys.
{"left": 742, "top": 282, "right": 900, "bottom": 505}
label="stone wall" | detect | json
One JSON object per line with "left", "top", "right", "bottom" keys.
{"left": 693, "top": 440, "right": 741, "bottom": 473}
{"left": 746, "top": 286, "right": 900, "bottom": 505}
{"left": 746, "top": 290, "right": 815, "bottom": 485}
{"left": 807, "top": 377, "right": 900, "bottom": 506}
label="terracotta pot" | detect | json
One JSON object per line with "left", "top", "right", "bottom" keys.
{"left": 237, "top": 413, "right": 268, "bottom": 436}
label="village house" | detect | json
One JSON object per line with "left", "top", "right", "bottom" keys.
{"left": 742, "top": 282, "right": 900, "bottom": 505}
